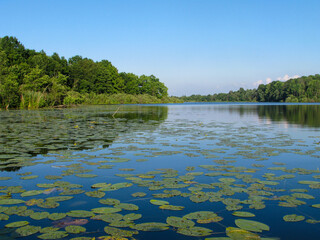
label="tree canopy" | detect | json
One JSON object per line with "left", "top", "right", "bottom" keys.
{"left": 181, "top": 75, "right": 320, "bottom": 103}
{"left": 0, "top": 36, "right": 168, "bottom": 109}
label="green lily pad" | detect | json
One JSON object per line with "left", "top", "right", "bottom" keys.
{"left": 235, "top": 219, "right": 270, "bottom": 232}
{"left": 99, "top": 198, "right": 120, "bottom": 205}
{"left": 67, "top": 210, "right": 94, "bottom": 218}
{"left": 48, "top": 213, "right": 67, "bottom": 221}
{"left": 91, "top": 207, "right": 121, "bottom": 214}
{"left": 150, "top": 199, "right": 169, "bottom": 206}
{"left": 166, "top": 216, "right": 195, "bottom": 228}
{"left": 177, "top": 226, "right": 212, "bottom": 236}
{"left": 232, "top": 211, "right": 255, "bottom": 217}
{"left": 15, "top": 225, "right": 41, "bottom": 237}
{"left": 184, "top": 211, "right": 217, "bottom": 220}
{"left": 75, "top": 174, "right": 97, "bottom": 178}
{"left": 0, "top": 199, "right": 25, "bottom": 205}
{"left": 131, "top": 192, "right": 146, "bottom": 197}
{"left": 85, "top": 191, "right": 105, "bottom": 198}
{"left": 226, "top": 227, "right": 260, "bottom": 240}
{"left": 95, "top": 213, "right": 123, "bottom": 223}
{"left": 133, "top": 222, "right": 169, "bottom": 231}
{"left": 104, "top": 226, "right": 138, "bottom": 237}
{"left": 37, "top": 200, "right": 60, "bottom": 209}
{"left": 5, "top": 221, "right": 29, "bottom": 228}
{"left": 37, "top": 231, "right": 68, "bottom": 239}
{"left": 40, "top": 227, "right": 60, "bottom": 233}
{"left": 283, "top": 214, "right": 305, "bottom": 222}
{"left": 0, "top": 213, "right": 9, "bottom": 220}
{"left": 65, "top": 225, "right": 86, "bottom": 234}
{"left": 46, "top": 196, "right": 73, "bottom": 202}
{"left": 20, "top": 175, "right": 38, "bottom": 180}
{"left": 159, "top": 205, "right": 184, "bottom": 210}
{"left": 311, "top": 204, "right": 320, "bottom": 208}
{"left": 30, "top": 211, "right": 50, "bottom": 220}
{"left": 123, "top": 213, "right": 142, "bottom": 221}
{"left": 115, "top": 203, "right": 139, "bottom": 211}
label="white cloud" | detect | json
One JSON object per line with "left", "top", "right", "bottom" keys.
{"left": 253, "top": 80, "right": 263, "bottom": 88}
{"left": 266, "top": 77, "right": 272, "bottom": 84}
{"left": 277, "top": 74, "right": 300, "bottom": 82}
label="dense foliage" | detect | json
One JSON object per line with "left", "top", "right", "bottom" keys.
{"left": 0, "top": 36, "right": 170, "bottom": 109}
{"left": 181, "top": 75, "right": 320, "bottom": 103}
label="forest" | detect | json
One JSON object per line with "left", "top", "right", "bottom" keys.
{"left": 0, "top": 36, "right": 176, "bottom": 109}
{"left": 180, "top": 74, "right": 320, "bottom": 103}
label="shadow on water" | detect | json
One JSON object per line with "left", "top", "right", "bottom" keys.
{"left": 0, "top": 105, "right": 168, "bottom": 172}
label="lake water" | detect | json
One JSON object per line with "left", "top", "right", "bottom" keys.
{"left": 0, "top": 103, "right": 320, "bottom": 240}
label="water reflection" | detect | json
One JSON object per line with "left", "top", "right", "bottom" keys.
{"left": 0, "top": 105, "right": 168, "bottom": 171}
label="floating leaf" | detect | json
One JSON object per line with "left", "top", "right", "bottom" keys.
{"left": 283, "top": 214, "right": 305, "bottom": 222}
{"left": 104, "top": 226, "right": 138, "bottom": 237}
{"left": 48, "top": 213, "right": 67, "bottom": 221}
{"left": 15, "top": 225, "right": 41, "bottom": 237}
{"left": 85, "top": 191, "right": 105, "bottom": 198}
{"left": 75, "top": 174, "right": 97, "bottom": 178}
{"left": 30, "top": 211, "right": 50, "bottom": 220}
{"left": 311, "top": 204, "right": 320, "bottom": 208}
{"left": 159, "top": 205, "right": 184, "bottom": 210}
{"left": 177, "top": 226, "right": 212, "bottom": 236}
{"left": 166, "top": 216, "right": 195, "bottom": 228}
{"left": 123, "top": 213, "right": 142, "bottom": 221}
{"left": 235, "top": 219, "right": 269, "bottom": 232}
{"left": 115, "top": 203, "right": 139, "bottom": 211}
{"left": 67, "top": 210, "right": 94, "bottom": 218}
{"left": 0, "top": 199, "right": 25, "bottom": 205}
{"left": 150, "top": 199, "right": 169, "bottom": 206}
{"left": 91, "top": 207, "right": 121, "bottom": 214}
{"left": 38, "top": 231, "right": 68, "bottom": 239}
{"left": 226, "top": 227, "right": 260, "bottom": 240}
{"left": 5, "top": 221, "right": 29, "bottom": 228}
{"left": 133, "top": 222, "right": 169, "bottom": 231}
{"left": 65, "top": 225, "right": 86, "bottom": 234}
{"left": 232, "top": 211, "right": 255, "bottom": 218}
{"left": 131, "top": 192, "right": 146, "bottom": 197}
{"left": 99, "top": 198, "right": 120, "bottom": 205}
{"left": 184, "top": 211, "right": 217, "bottom": 220}
{"left": 0, "top": 213, "right": 9, "bottom": 220}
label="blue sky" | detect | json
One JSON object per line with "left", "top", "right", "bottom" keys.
{"left": 1, "top": 0, "right": 319, "bottom": 96}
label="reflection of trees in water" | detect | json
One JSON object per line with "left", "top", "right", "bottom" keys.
{"left": 0, "top": 105, "right": 168, "bottom": 172}
{"left": 256, "top": 105, "right": 320, "bottom": 128}
{"left": 220, "top": 104, "right": 320, "bottom": 128}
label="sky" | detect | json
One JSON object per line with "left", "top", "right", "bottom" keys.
{"left": 1, "top": 0, "right": 319, "bottom": 96}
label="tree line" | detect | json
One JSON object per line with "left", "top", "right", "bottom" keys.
{"left": 0, "top": 36, "right": 169, "bottom": 109}
{"left": 181, "top": 75, "right": 320, "bottom": 103}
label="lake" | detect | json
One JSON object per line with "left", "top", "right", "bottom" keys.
{"left": 0, "top": 103, "right": 320, "bottom": 240}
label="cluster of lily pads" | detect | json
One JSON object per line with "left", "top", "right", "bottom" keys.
{"left": 1, "top": 105, "right": 320, "bottom": 240}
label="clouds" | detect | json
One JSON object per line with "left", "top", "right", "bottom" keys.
{"left": 253, "top": 74, "right": 300, "bottom": 88}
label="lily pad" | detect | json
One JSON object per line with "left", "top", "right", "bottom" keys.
{"left": 235, "top": 219, "right": 270, "bottom": 232}
{"left": 159, "top": 205, "right": 184, "bottom": 210}
{"left": 85, "top": 191, "right": 105, "bottom": 198}
{"left": 15, "top": 225, "right": 41, "bottom": 237}
{"left": 30, "top": 211, "right": 50, "bottom": 220}
{"left": 91, "top": 207, "right": 122, "bottom": 214}
{"left": 177, "top": 226, "right": 212, "bottom": 236}
{"left": 226, "top": 227, "right": 260, "bottom": 240}
{"left": 38, "top": 231, "right": 68, "bottom": 239}
{"left": 131, "top": 192, "right": 146, "bottom": 197}
{"left": 0, "top": 199, "right": 25, "bottom": 205}
{"left": 48, "top": 213, "right": 67, "bottom": 221}
{"left": 133, "top": 222, "right": 169, "bottom": 231}
{"left": 67, "top": 210, "right": 94, "bottom": 218}
{"left": 104, "top": 226, "right": 138, "bottom": 237}
{"left": 5, "top": 221, "right": 29, "bottom": 228}
{"left": 114, "top": 203, "right": 139, "bottom": 211}
{"left": 232, "top": 211, "right": 256, "bottom": 218}
{"left": 184, "top": 211, "right": 217, "bottom": 220}
{"left": 150, "top": 199, "right": 169, "bottom": 206}
{"left": 0, "top": 213, "right": 9, "bottom": 220}
{"left": 283, "top": 214, "right": 305, "bottom": 222}
{"left": 65, "top": 225, "right": 86, "bottom": 234}
{"left": 166, "top": 216, "right": 195, "bottom": 228}
{"left": 123, "top": 213, "right": 142, "bottom": 221}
